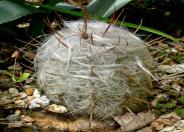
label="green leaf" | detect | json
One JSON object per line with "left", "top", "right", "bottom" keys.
{"left": 178, "top": 96, "right": 184, "bottom": 104}
{"left": 25, "top": 3, "right": 180, "bottom": 42}
{"left": 87, "top": 0, "right": 131, "bottom": 17}
{"left": 0, "top": 70, "right": 13, "bottom": 77}
{"left": 55, "top": 2, "right": 80, "bottom": 10}
{"left": 163, "top": 102, "right": 176, "bottom": 109}
{"left": 116, "top": 21, "right": 180, "bottom": 43}
{"left": 39, "top": 4, "right": 83, "bottom": 17}
{"left": 12, "top": 72, "right": 30, "bottom": 83}
{"left": 176, "top": 108, "right": 184, "bottom": 118}
{"left": 0, "top": 0, "right": 37, "bottom": 24}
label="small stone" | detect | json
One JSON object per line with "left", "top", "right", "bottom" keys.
{"left": 46, "top": 104, "right": 68, "bottom": 114}
{"left": 28, "top": 100, "right": 41, "bottom": 109}
{"left": 8, "top": 88, "right": 19, "bottom": 96}
{"left": 37, "top": 95, "right": 50, "bottom": 107}
{"left": 19, "top": 92, "right": 28, "bottom": 99}
{"left": 171, "top": 83, "right": 181, "bottom": 91}
{"left": 158, "top": 64, "right": 184, "bottom": 74}
{"left": 21, "top": 115, "right": 34, "bottom": 123}
{"left": 6, "top": 114, "right": 19, "bottom": 121}
{"left": 15, "top": 110, "right": 21, "bottom": 116}
{"left": 33, "top": 89, "right": 40, "bottom": 98}
{"left": 9, "top": 88, "right": 19, "bottom": 94}
{"left": 0, "top": 95, "right": 13, "bottom": 105}
{"left": 8, "top": 121, "right": 22, "bottom": 128}
{"left": 25, "top": 88, "right": 34, "bottom": 96}
{"left": 13, "top": 96, "right": 21, "bottom": 101}
{"left": 14, "top": 100, "right": 27, "bottom": 108}
{"left": 174, "top": 120, "right": 184, "bottom": 129}
{"left": 28, "top": 95, "right": 50, "bottom": 109}
{"left": 27, "top": 96, "right": 36, "bottom": 102}
{"left": 6, "top": 111, "right": 20, "bottom": 121}
{"left": 171, "top": 48, "right": 177, "bottom": 53}
{"left": 162, "top": 126, "right": 175, "bottom": 131}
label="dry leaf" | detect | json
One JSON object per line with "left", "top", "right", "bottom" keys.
{"left": 113, "top": 111, "right": 155, "bottom": 132}
{"left": 11, "top": 50, "right": 19, "bottom": 58}
{"left": 151, "top": 112, "right": 181, "bottom": 131}
{"left": 158, "top": 64, "right": 184, "bottom": 74}
{"left": 175, "top": 44, "right": 184, "bottom": 52}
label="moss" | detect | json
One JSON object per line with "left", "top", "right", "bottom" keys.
{"left": 172, "top": 53, "right": 184, "bottom": 63}
{"left": 163, "top": 102, "right": 176, "bottom": 109}
{"left": 154, "top": 103, "right": 162, "bottom": 109}
{"left": 157, "top": 51, "right": 168, "bottom": 57}
{"left": 175, "top": 108, "right": 184, "bottom": 118}
{"left": 178, "top": 96, "right": 184, "bottom": 104}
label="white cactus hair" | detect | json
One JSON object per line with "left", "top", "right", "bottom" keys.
{"left": 35, "top": 20, "right": 154, "bottom": 118}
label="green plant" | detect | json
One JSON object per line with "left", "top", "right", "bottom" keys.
{"left": 154, "top": 103, "right": 162, "bottom": 109}
{"left": 0, "top": 70, "right": 30, "bottom": 83}
{"left": 87, "top": 0, "right": 131, "bottom": 17}
{"left": 0, "top": 0, "right": 180, "bottom": 42}
{"left": 178, "top": 96, "right": 184, "bottom": 104}
{"left": 163, "top": 102, "right": 176, "bottom": 109}
{"left": 175, "top": 108, "right": 184, "bottom": 118}
{"left": 172, "top": 53, "right": 184, "bottom": 63}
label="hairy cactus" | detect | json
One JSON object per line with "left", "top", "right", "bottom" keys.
{"left": 35, "top": 21, "right": 154, "bottom": 118}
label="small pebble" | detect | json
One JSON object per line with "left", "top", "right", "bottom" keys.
{"left": 28, "top": 100, "right": 41, "bottom": 109}
{"left": 171, "top": 83, "right": 181, "bottom": 91}
{"left": 46, "top": 104, "right": 68, "bottom": 114}
{"left": 175, "top": 120, "right": 184, "bottom": 129}
{"left": 8, "top": 88, "right": 19, "bottom": 96}
{"left": 27, "top": 96, "right": 36, "bottom": 102}
{"left": 14, "top": 100, "right": 27, "bottom": 108}
{"left": 15, "top": 110, "right": 21, "bottom": 116}
{"left": 19, "top": 92, "right": 28, "bottom": 99}
{"left": 171, "top": 48, "right": 177, "bottom": 53}
{"left": 37, "top": 95, "right": 50, "bottom": 107}
{"left": 33, "top": 89, "right": 41, "bottom": 98}
{"left": 8, "top": 121, "right": 22, "bottom": 128}
{"left": 8, "top": 88, "right": 19, "bottom": 94}
{"left": 162, "top": 126, "right": 175, "bottom": 132}
{"left": 158, "top": 64, "right": 184, "bottom": 74}
{"left": 6, "top": 111, "right": 21, "bottom": 121}
{"left": 21, "top": 115, "right": 34, "bottom": 123}
{"left": 0, "top": 95, "right": 13, "bottom": 105}
{"left": 28, "top": 95, "right": 50, "bottom": 109}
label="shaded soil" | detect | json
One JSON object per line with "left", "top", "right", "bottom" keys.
{"left": 124, "top": 0, "right": 184, "bottom": 37}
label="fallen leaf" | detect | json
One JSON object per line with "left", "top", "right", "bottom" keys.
{"left": 175, "top": 44, "right": 184, "bottom": 52}
{"left": 113, "top": 111, "right": 155, "bottom": 131}
{"left": 158, "top": 64, "right": 184, "bottom": 74}
{"left": 11, "top": 50, "right": 19, "bottom": 58}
